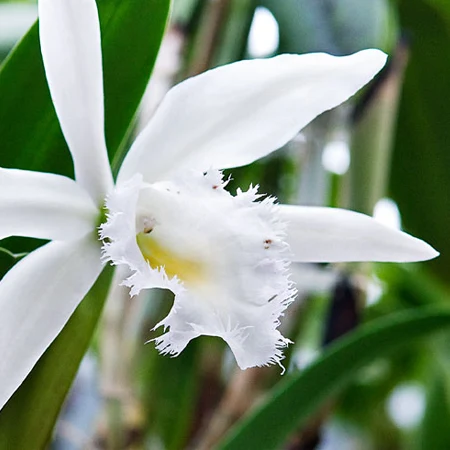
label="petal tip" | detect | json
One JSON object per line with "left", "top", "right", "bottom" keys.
{"left": 356, "top": 48, "right": 388, "bottom": 77}
{"left": 421, "top": 244, "right": 440, "bottom": 261}
{"left": 402, "top": 236, "right": 440, "bottom": 262}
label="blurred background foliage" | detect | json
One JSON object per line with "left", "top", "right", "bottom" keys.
{"left": 0, "top": 0, "right": 450, "bottom": 449}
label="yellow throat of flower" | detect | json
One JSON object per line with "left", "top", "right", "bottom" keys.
{"left": 136, "top": 232, "right": 205, "bottom": 285}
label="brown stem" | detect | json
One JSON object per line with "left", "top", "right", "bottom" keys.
{"left": 188, "top": 0, "right": 231, "bottom": 76}
{"left": 193, "top": 367, "right": 267, "bottom": 450}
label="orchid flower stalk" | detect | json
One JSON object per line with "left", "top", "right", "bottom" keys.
{"left": 0, "top": 0, "right": 438, "bottom": 411}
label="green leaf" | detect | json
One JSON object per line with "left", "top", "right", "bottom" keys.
{"left": 217, "top": 308, "right": 450, "bottom": 450}
{"left": 136, "top": 292, "right": 201, "bottom": 450}
{"left": 142, "top": 342, "right": 201, "bottom": 450}
{"left": 390, "top": 0, "right": 450, "bottom": 284}
{"left": 348, "top": 43, "right": 408, "bottom": 215}
{"left": 418, "top": 366, "right": 450, "bottom": 450}
{"left": 0, "top": 265, "right": 114, "bottom": 449}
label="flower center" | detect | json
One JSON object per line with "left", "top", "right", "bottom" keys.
{"left": 136, "top": 231, "right": 204, "bottom": 284}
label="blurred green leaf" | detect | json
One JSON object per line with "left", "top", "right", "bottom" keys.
{"left": 136, "top": 292, "right": 202, "bottom": 450}
{"left": 425, "top": 0, "right": 450, "bottom": 21}
{"left": 172, "top": 0, "right": 201, "bottom": 24}
{"left": 142, "top": 342, "right": 201, "bottom": 450}
{"left": 375, "top": 264, "right": 450, "bottom": 312}
{"left": 0, "top": 265, "right": 114, "bottom": 449}
{"left": 218, "top": 308, "right": 450, "bottom": 450}
{"left": 349, "top": 42, "right": 408, "bottom": 215}
{"left": 418, "top": 365, "right": 450, "bottom": 450}
{"left": 213, "top": 0, "right": 256, "bottom": 66}
{"left": 391, "top": 0, "right": 450, "bottom": 284}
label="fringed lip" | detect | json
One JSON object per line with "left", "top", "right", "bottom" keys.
{"left": 99, "top": 170, "right": 296, "bottom": 370}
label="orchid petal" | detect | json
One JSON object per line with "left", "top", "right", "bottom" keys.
{"left": 118, "top": 49, "right": 386, "bottom": 184}
{"left": 153, "top": 287, "right": 293, "bottom": 371}
{"left": 38, "top": 0, "right": 113, "bottom": 205}
{"left": 280, "top": 205, "right": 439, "bottom": 262}
{"left": 0, "top": 233, "right": 103, "bottom": 410}
{"left": 0, "top": 168, "right": 97, "bottom": 241}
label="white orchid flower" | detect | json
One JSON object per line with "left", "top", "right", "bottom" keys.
{"left": 0, "top": 0, "right": 438, "bottom": 410}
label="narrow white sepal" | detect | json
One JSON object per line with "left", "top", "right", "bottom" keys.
{"left": 118, "top": 49, "right": 387, "bottom": 184}
{"left": 38, "top": 0, "right": 113, "bottom": 205}
{"left": 0, "top": 168, "right": 98, "bottom": 241}
{"left": 0, "top": 234, "right": 103, "bottom": 411}
{"left": 280, "top": 205, "right": 439, "bottom": 262}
